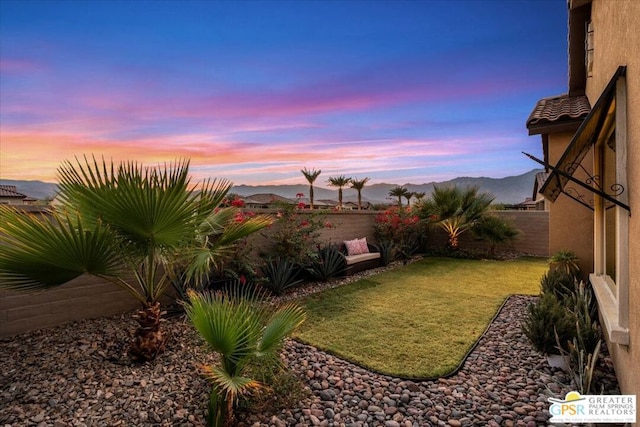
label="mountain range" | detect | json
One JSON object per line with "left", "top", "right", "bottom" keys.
{"left": 2, "top": 169, "right": 541, "bottom": 204}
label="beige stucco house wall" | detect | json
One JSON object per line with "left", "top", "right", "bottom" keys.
{"left": 546, "top": 131, "right": 594, "bottom": 277}
{"left": 532, "top": 0, "right": 639, "bottom": 397}
{"left": 582, "top": 0, "right": 640, "bottom": 397}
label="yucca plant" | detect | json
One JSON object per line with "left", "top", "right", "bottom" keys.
{"left": 185, "top": 287, "right": 306, "bottom": 427}
{"left": 0, "top": 156, "right": 272, "bottom": 362}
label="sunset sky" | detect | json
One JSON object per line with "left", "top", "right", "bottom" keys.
{"left": 0, "top": 0, "right": 567, "bottom": 187}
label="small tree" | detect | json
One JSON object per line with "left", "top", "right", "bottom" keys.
{"left": 327, "top": 175, "right": 351, "bottom": 209}
{"left": 350, "top": 177, "right": 370, "bottom": 210}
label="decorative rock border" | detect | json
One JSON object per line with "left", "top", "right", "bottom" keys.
{"left": 0, "top": 260, "right": 620, "bottom": 427}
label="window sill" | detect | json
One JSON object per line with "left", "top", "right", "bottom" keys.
{"left": 590, "top": 273, "right": 629, "bottom": 345}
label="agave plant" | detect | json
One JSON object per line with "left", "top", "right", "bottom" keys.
{"left": 185, "top": 287, "right": 306, "bottom": 427}
{"left": 308, "top": 245, "right": 346, "bottom": 281}
{"left": 262, "top": 257, "right": 303, "bottom": 296}
{"left": 0, "top": 156, "right": 272, "bottom": 362}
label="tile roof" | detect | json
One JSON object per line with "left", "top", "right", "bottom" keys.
{"left": 526, "top": 94, "right": 591, "bottom": 128}
{"left": 0, "top": 185, "right": 27, "bottom": 198}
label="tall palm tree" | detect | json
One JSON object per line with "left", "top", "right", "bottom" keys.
{"left": 388, "top": 186, "right": 410, "bottom": 207}
{"left": 327, "top": 175, "right": 352, "bottom": 209}
{"left": 0, "top": 156, "right": 272, "bottom": 362}
{"left": 300, "top": 168, "right": 321, "bottom": 210}
{"left": 350, "top": 177, "right": 370, "bottom": 210}
{"left": 185, "top": 287, "right": 306, "bottom": 427}
{"left": 416, "top": 185, "right": 494, "bottom": 249}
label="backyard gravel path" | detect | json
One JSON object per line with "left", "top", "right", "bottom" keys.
{"left": 1, "top": 263, "right": 620, "bottom": 427}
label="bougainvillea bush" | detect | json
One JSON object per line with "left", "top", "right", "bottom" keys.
{"left": 373, "top": 206, "right": 425, "bottom": 261}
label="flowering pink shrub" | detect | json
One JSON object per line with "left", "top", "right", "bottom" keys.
{"left": 374, "top": 206, "right": 424, "bottom": 259}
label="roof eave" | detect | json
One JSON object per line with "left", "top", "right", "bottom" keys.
{"left": 527, "top": 118, "right": 585, "bottom": 136}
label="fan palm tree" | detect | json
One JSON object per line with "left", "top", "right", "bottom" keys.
{"left": 185, "top": 287, "right": 306, "bottom": 427}
{"left": 0, "top": 156, "right": 272, "bottom": 362}
{"left": 404, "top": 191, "right": 414, "bottom": 207}
{"left": 350, "top": 177, "right": 370, "bottom": 210}
{"left": 327, "top": 175, "right": 351, "bottom": 209}
{"left": 417, "top": 185, "right": 494, "bottom": 249}
{"left": 471, "top": 214, "right": 519, "bottom": 257}
{"left": 300, "top": 168, "right": 321, "bottom": 210}
{"left": 388, "top": 186, "right": 410, "bottom": 207}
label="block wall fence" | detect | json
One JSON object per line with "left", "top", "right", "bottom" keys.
{"left": 0, "top": 209, "right": 548, "bottom": 338}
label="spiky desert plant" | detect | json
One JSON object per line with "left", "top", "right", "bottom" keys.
{"left": 185, "top": 287, "right": 306, "bottom": 427}
{"left": 0, "top": 156, "right": 272, "bottom": 362}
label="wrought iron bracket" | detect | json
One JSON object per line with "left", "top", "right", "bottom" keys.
{"left": 523, "top": 152, "right": 630, "bottom": 213}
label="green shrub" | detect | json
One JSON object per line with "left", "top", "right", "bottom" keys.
{"left": 262, "top": 258, "right": 304, "bottom": 296}
{"left": 540, "top": 269, "right": 577, "bottom": 302}
{"left": 308, "top": 245, "right": 346, "bottom": 281}
{"left": 522, "top": 292, "right": 575, "bottom": 355}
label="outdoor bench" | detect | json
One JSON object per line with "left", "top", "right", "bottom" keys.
{"left": 339, "top": 241, "right": 382, "bottom": 276}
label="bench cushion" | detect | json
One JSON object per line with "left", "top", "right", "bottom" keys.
{"left": 344, "top": 252, "right": 381, "bottom": 266}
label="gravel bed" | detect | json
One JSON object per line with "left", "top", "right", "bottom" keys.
{"left": 1, "top": 262, "right": 620, "bottom": 427}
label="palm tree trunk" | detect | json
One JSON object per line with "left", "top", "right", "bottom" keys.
{"left": 338, "top": 188, "right": 343, "bottom": 209}
{"left": 357, "top": 191, "right": 362, "bottom": 210}
{"left": 309, "top": 185, "right": 314, "bottom": 210}
{"left": 129, "top": 302, "right": 167, "bottom": 362}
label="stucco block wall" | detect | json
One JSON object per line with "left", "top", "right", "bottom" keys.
{"left": 428, "top": 211, "right": 549, "bottom": 257}
{"left": 587, "top": 0, "right": 640, "bottom": 397}
{"left": 1, "top": 208, "right": 549, "bottom": 338}
{"left": 547, "top": 131, "right": 594, "bottom": 276}
{"left": 0, "top": 275, "right": 141, "bottom": 338}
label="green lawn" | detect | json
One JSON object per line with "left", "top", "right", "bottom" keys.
{"left": 293, "top": 257, "right": 546, "bottom": 379}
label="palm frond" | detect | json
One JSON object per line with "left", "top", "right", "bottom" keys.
{"left": 201, "top": 365, "right": 263, "bottom": 398}
{"left": 185, "top": 290, "right": 263, "bottom": 365}
{"left": 257, "top": 303, "right": 306, "bottom": 355}
{"left": 0, "top": 206, "right": 123, "bottom": 291}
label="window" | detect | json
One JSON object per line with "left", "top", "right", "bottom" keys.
{"left": 591, "top": 72, "right": 629, "bottom": 345}
{"left": 585, "top": 21, "right": 594, "bottom": 78}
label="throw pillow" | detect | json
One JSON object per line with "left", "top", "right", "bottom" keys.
{"left": 344, "top": 237, "right": 369, "bottom": 256}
